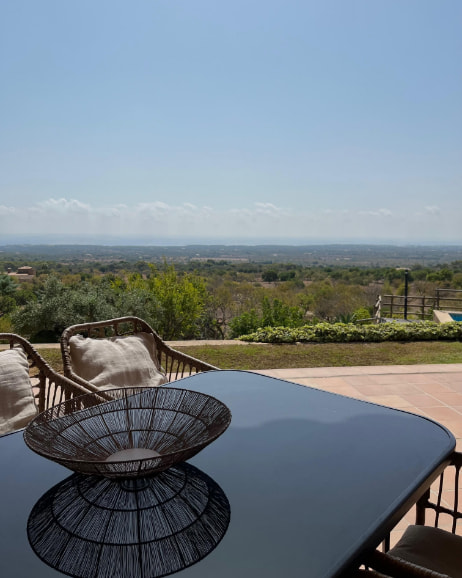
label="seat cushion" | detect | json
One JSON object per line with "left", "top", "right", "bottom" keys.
{"left": 0, "top": 348, "right": 37, "bottom": 435}
{"left": 69, "top": 332, "right": 168, "bottom": 390}
{"left": 389, "top": 525, "right": 462, "bottom": 578}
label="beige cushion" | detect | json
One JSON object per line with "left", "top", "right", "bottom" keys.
{"left": 389, "top": 525, "right": 462, "bottom": 578}
{"left": 69, "top": 333, "right": 168, "bottom": 390}
{"left": 0, "top": 348, "right": 37, "bottom": 435}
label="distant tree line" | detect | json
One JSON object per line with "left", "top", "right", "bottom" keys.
{"left": 1, "top": 259, "right": 462, "bottom": 341}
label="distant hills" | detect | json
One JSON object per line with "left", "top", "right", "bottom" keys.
{"left": 1, "top": 243, "right": 462, "bottom": 266}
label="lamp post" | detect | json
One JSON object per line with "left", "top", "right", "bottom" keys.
{"left": 404, "top": 269, "right": 409, "bottom": 320}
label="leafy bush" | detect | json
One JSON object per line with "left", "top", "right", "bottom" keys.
{"left": 228, "top": 309, "right": 261, "bottom": 338}
{"left": 238, "top": 321, "right": 462, "bottom": 344}
{"left": 228, "top": 297, "right": 305, "bottom": 339}
{"left": 0, "top": 315, "right": 13, "bottom": 333}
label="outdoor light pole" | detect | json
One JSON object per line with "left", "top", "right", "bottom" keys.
{"left": 404, "top": 269, "right": 409, "bottom": 320}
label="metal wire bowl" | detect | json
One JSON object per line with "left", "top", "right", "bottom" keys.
{"left": 24, "top": 387, "right": 231, "bottom": 478}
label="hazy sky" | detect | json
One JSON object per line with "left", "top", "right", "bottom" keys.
{"left": 1, "top": 0, "right": 461, "bottom": 244}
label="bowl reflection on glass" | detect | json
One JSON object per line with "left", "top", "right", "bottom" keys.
{"left": 27, "top": 462, "right": 231, "bottom": 578}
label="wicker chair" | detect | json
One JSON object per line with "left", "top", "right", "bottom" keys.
{"left": 356, "top": 451, "right": 462, "bottom": 578}
{"left": 60, "top": 316, "right": 219, "bottom": 391}
{"left": 0, "top": 333, "right": 90, "bottom": 434}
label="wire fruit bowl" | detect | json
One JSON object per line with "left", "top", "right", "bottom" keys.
{"left": 24, "top": 386, "right": 231, "bottom": 479}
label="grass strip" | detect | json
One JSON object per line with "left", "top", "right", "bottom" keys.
{"left": 176, "top": 342, "right": 462, "bottom": 370}
{"left": 38, "top": 341, "right": 462, "bottom": 374}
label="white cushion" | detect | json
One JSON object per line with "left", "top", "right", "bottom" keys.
{"left": 69, "top": 333, "right": 168, "bottom": 390}
{"left": 0, "top": 348, "right": 37, "bottom": 435}
{"left": 389, "top": 525, "right": 462, "bottom": 578}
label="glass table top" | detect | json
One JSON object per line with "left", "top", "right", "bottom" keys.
{"left": 0, "top": 370, "right": 455, "bottom": 578}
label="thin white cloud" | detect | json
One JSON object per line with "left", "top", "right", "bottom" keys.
{"left": 358, "top": 208, "right": 392, "bottom": 217}
{"left": 253, "top": 202, "right": 291, "bottom": 218}
{"left": 0, "top": 199, "right": 460, "bottom": 242}
{"left": 413, "top": 205, "right": 443, "bottom": 219}
{"left": 0, "top": 205, "right": 16, "bottom": 216}
{"left": 38, "top": 198, "right": 91, "bottom": 213}
{"left": 423, "top": 205, "right": 441, "bottom": 215}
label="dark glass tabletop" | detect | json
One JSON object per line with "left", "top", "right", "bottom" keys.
{"left": 0, "top": 370, "right": 455, "bottom": 578}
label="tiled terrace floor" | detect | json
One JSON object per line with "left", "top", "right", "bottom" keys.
{"left": 254, "top": 363, "right": 462, "bottom": 546}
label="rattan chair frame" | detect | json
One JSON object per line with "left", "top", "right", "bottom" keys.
{"left": 354, "top": 451, "right": 462, "bottom": 578}
{"left": 60, "top": 316, "right": 219, "bottom": 391}
{"left": 0, "top": 333, "right": 91, "bottom": 422}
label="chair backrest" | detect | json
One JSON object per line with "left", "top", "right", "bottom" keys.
{"left": 357, "top": 451, "right": 462, "bottom": 577}
{"left": 60, "top": 317, "right": 218, "bottom": 390}
{"left": 415, "top": 451, "right": 462, "bottom": 533}
{"left": 0, "top": 333, "right": 89, "bottom": 435}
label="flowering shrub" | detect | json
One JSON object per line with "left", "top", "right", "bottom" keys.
{"left": 238, "top": 321, "right": 462, "bottom": 344}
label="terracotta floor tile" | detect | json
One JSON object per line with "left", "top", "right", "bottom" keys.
{"left": 435, "top": 377, "right": 462, "bottom": 389}
{"left": 289, "top": 378, "right": 324, "bottom": 388}
{"left": 399, "top": 393, "right": 441, "bottom": 407}
{"left": 300, "top": 377, "right": 349, "bottom": 388}
{"left": 414, "top": 382, "right": 454, "bottom": 394}
{"left": 403, "top": 407, "right": 432, "bottom": 417}
{"left": 360, "top": 374, "right": 403, "bottom": 385}
{"left": 363, "top": 395, "right": 413, "bottom": 409}
{"left": 436, "top": 371, "right": 462, "bottom": 381}
{"left": 431, "top": 392, "right": 462, "bottom": 406}
{"left": 348, "top": 384, "right": 391, "bottom": 395}
{"left": 315, "top": 385, "right": 364, "bottom": 398}
{"left": 442, "top": 420, "right": 462, "bottom": 438}
{"left": 422, "top": 406, "right": 462, "bottom": 422}
{"left": 343, "top": 375, "right": 379, "bottom": 386}
{"left": 395, "top": 374, "right": 444, "bottom": 385}
{"left": 353, "top": 383, "right": 421, "bottom": 396}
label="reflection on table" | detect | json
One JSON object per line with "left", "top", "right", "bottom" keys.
{"left": 28, "top": 462, "right": 230, "bottom": 578}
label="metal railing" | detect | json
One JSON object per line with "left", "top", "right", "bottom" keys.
{"left": 377, "top": 289, "right": 462, "bottom": 321}
{"left": 434, "top": 288, "right": 462, "bottom": 311}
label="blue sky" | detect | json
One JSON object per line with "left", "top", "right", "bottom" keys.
{"left": 1, "top": 0, "right": 461, "bottom": 244}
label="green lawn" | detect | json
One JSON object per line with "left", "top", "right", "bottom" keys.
{"left": 38, "top": 341, "right": 462, "bottom": 373}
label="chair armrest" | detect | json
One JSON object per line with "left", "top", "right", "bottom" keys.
{"left": 155, "top": 340, "right": 218, "bottom": 380}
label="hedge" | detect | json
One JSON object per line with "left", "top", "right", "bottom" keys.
{"left": 238, "top": 321, "right": 462, "bottom": 344}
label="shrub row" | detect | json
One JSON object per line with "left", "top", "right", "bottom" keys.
{"left": 238, "top": 321, "right": 462, "bottom": 344}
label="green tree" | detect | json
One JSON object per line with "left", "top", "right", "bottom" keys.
{"left": 229, "top": 296, "right": 304, "bottom": 338}
{"left": 0, "top": 274, "right": 18, "bottom": 297}
{"left": 228, "top": 309, "right": 260, "bottom": 338}
{"left": 262, "top": 269, "right": 279, "bottom": 282}
{"left": 146, "top": 264, "right": 208, "bottom": 340}
{"left": 11, "top": 275, "right": 118, "bottom": 341}
{"left": 0, "top": 273, "right": 19, "bottom": 315}
{"left": 261, "top": 297, "right": 304, "bottom": 327}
